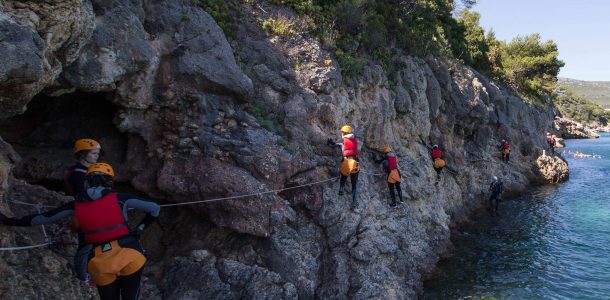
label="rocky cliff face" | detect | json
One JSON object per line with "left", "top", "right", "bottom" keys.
{"left": 0, "top": 0, "right": 565, "bottom": 299}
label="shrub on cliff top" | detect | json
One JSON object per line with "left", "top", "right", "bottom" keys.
{"left": 494, "top": 34, "right": 565, "bottom": 101}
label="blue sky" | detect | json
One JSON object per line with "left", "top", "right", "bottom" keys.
{"left": 472, "top": 0, "right": 610, "bottom": 81}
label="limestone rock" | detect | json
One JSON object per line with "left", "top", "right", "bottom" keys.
{"left": 0, "top": 0, "right": 94, "bottom": 118}
{"left": 554, "top": 117, "right": 599, "bottom": 139}
{"left": 536, "top": 154, "right": 569, "bottom": 183}
{"left": 0, "top": 0, "right": 566, "bottom": 298}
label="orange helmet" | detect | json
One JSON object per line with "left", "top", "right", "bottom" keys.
{"left": 74, "top": 139, "right": 101, "bottom": 154}
{"left": 86, "top": 163, "right": 115, "bottom": 178}
{"left": 340, "top": 125, "right": 352, "bottom": 134}
{"left": 383, "top": 146, "right": 392, "bottom": 153}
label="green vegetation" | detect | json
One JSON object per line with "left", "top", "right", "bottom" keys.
{"left": 559, "top": 78, "right": 610, "bottom": 108}
{"left": 258, "top": 0, "right": 564, "bottom": 100}
{"left": 262, "top": 16, "right": 296, "bottom": 36}
{"left": 493, "top": 34, "right": 564, "bottom": 100}
{"left": 196, "top": 0, "right": 565, "bottom": 103}
{"left": 194, "top": 0, "right": 238, "bottom": 38}
{"left": 553, "top": 86, "right": 610, "bottom": 126}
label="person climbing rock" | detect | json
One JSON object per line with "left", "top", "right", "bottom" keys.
{"left": 488, "top": 175, "right": 504, "bottom": 216}
{"left": 431, "top": 144, "right": 445, "bottom": 180}
{"left": 499, "top": 139, "right": 510, "bottom": 162}
{"left": 327, "top": 125, "right": 361, "bottom": 209}
{"left": 374, "top": 146, "right": 403, "bottom": 208}
{"left": 64, "top": 138, "right": 102, "bottom": 286}
{"left": 547, "top": 133, "right": 556, "bottom": 154}
{"left": 0, "top": 163, "right": 160, "bottom": 300}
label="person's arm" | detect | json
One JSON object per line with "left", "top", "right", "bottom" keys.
{"left": 117, "top": 193, "right": 160, "bottom": 231}
{"left": 0, "top": 202, "right": 75, "bottom": 226}
{"left": 381, "top": 160, "right": 389, "bottom": 171}
{"left": 326, "top": 139, "right": 343, "bottom": 149}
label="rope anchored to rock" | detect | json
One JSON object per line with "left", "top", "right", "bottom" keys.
{"left": 0, "top": 154, "right": 431, "bottom": 251}
{"left": 160, "top": 176, "right": 341, "bottom": 208}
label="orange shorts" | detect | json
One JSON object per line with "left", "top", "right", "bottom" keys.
{"left": 88, "top": 240, "right": 146, "bottom": 286}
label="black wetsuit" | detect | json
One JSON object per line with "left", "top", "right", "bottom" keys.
{"left": 489, "top": 180, "right": 504, "bottom": 214}
{"left": 64, "top": 162, "right": 92, "bottom": 282}
{"left": 1, "top": 188, "right": 160, "bottom": 300}
{"left": 339, "top": 157, "right": 359, "bottom": 207}
{"left": 64, "top": 163, "right": 88, "bottom": 198}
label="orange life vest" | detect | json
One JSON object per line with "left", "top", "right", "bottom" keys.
{"left": 75, "top": 192, "right": 129, "bottom": 244}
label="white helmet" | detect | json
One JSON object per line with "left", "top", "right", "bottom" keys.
{"left": 493, "top": 176, "right": 498, "bottom": 181}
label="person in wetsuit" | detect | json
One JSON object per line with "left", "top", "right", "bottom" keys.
{"left": 1, "top": 163, "right": 160, "bottom": 300}
{"left": 489, "top": 176, "right": 504, "bottom": 216}
{"left": 65, "top": 139, "right": 102, "bottom": 198}
{"left": 64, "top": 138, "right": 102, "bottom": 285}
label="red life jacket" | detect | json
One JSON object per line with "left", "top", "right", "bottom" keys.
{"left": 432, "top": 148, "right": 442, "bottom": 160}
{"left": 343, "top": 137, "right": 358, "bottom": 157}
{"left": 502, "top": 142, "right": 509, "bottom": 150}
{"left": 387, "top": 155, "right": 398, "bottom": 171}
{"left": 75, "top": 192, "right": 129, "bottom": 244}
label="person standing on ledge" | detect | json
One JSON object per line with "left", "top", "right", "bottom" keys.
{"left": 374, "top": 146, "right": 404, "bottom": 208}
{"left": 64, "top": 138, "right": 102, "bottom": 287}
{"left": 499, "top": 139, "right": 510, "bottom": 162}
{"left": 327, "top": 124, "right": 361, "bottom": 209}
{"left": 488, "top": 176, "right": 504, "bottom": 216}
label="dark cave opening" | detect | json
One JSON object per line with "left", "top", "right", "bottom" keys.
{"left": 0, "top": 90, "right": 128, "bottom": 192}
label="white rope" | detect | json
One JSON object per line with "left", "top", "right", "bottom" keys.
{"left": 36, "top": 204, "right": 50, "bottom": 243}
{"left": 362, "top": 156, "right": 423, "bottom": 177}
{"left": 0, "top": 242, "right": 52, "bottom": 251}
{"left": 160, "top": 176, "right": 340, "bottom": 208}
{"left": 7, "top": 199, "right": 55, "bottom": 209}
{"left": 4, "top": 155, "right": 429, "bottom": 210}
{"left": 0, "top": 155, "right": 430, "bottom": 251}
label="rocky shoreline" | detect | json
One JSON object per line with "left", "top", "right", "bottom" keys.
{"left": 554, "top": 117, "right": 600, "bottom": 139}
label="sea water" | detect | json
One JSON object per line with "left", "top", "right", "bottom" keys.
{"left": 424, "top": 133, "right": 610, "bottom": 299}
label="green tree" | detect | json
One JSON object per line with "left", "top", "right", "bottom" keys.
{"left": 497, "top": 33, "right": 565, "bottom": 100}
{"left": 452, "top": 9, "right": 489, "bottom": 71}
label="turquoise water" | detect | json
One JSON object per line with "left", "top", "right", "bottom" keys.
{"left": 424, "top": 133, "right": 610, "bottom": 299}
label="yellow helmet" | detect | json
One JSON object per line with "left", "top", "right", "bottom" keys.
{"left": 86, "top": 163, "right": 115, "bottom": 178}
{"left": 74, "top": 139, "right": 101, "bottom": 154}
{"left": 340, "top": 125, "right": 352, "bottom": 134}
{"left": 384, "top": 146, "right": 392, "bottom": 153}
